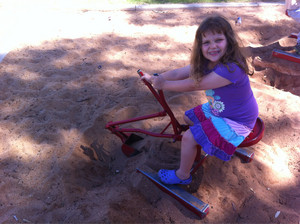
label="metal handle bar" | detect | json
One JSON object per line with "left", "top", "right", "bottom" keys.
{"left": 137, "top": 69, "right": 185, "bottom": 135}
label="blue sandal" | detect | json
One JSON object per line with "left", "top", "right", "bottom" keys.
{"left": 158, "top": 169, "right": 192, "bottom": 185}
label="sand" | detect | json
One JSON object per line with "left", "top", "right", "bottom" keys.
{"left": 0, "top": 1, "right": 299, "bottom": 223}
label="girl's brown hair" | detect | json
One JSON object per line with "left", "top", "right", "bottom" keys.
{"left": 190, "top": 15, "right": 251, "bottom": 81}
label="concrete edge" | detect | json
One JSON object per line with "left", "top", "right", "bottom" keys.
{"left": 99, "top": 2, "right": 285, "bottom": 11}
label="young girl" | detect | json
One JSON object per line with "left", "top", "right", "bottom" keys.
{"left": 142, "top": 15, "right": 258, "bottom": 185}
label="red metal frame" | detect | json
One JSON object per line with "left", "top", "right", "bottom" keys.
{"left": 288, "top": 33, "right": 298, "bottom": 39}
{"left": 105, "top": 69, "right": 189, "bottom": 156}
{"left": 272, "top": 49, "right": 300, "bottom": 64}
{"left": 272, "top": 11, "right": 300, "bottom": 63}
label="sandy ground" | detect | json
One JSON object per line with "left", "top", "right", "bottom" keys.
{"left": 0, "top": 0, "right": 299, "bottom": 223}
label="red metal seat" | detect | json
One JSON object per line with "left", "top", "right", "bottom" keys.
{"left": 239, "top": 117, "right": 265, "bottom": 147}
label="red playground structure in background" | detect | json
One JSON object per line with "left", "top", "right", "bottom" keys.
{"left": 105, "top": 70, "right": 265, "bottom": 219}
{"left": 272, "top": 0, "right": 300, "bottom": 63}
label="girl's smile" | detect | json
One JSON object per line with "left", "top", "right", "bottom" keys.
{"left": 201, "top": 31, "right": 227, "bottom": 67}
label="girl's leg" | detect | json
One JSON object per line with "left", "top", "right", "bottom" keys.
{"left": 158, "top": 114, "right": 198, "bottom": 184}
{"left": 176, "top": 129, "right": 198, "bottom": 180}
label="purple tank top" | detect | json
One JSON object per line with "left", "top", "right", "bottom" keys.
{"left": 205, "top": 63, "right": 258, "bottom": 129}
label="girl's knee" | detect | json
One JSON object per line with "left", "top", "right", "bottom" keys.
{"left": 182, "top": 129, "right": 197, "bottom": 145}
{"left": 183, "top": 114, "right": 194, "bottom": 126}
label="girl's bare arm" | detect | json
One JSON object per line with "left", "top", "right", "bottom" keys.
{"left": 159, "top": 65, "right": 190, "bottom": 81}
{"left": 157, "top": 71, "right": 232, "bottom": 92}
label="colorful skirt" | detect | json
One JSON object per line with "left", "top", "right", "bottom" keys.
{"left": 185, "top": 103, "right": 251, "bottom": 161}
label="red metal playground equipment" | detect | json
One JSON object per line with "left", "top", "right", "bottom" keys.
{"left": 272, "top": 33, "right": 300, "bottom": 64}
{"left": 105, "top": 69, "right": 265, "bottom": 219}
{"left": 272, "top": 0, "right": 300, "bottom": 64}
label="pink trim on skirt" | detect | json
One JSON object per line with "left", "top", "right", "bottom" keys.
{"left": 193, "top": 106, "right": 236, "bottom": 155}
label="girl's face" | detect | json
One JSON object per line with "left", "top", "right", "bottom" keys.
{"left": 201, "top": 31, "right": 227, "bottom": 67}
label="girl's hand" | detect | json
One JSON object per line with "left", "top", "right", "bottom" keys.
{"left": 141, "top": 72, "right": 153, "bottom": 84}
{"left": 152, "top": 75, "right": 165, "bottom": 90}
{"left": 141, "top": 72, "right": 165, "bottom": 90}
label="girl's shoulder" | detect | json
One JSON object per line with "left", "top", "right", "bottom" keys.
{"left": 213, "top": 62, "right": 246, "bottom": 83}
{"left": 216, "top": 62, "right": 242, "bottom": 71}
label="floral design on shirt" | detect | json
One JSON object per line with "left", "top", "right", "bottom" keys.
{"left": 205, "top": 89, "right": 225, "bottom": 115}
